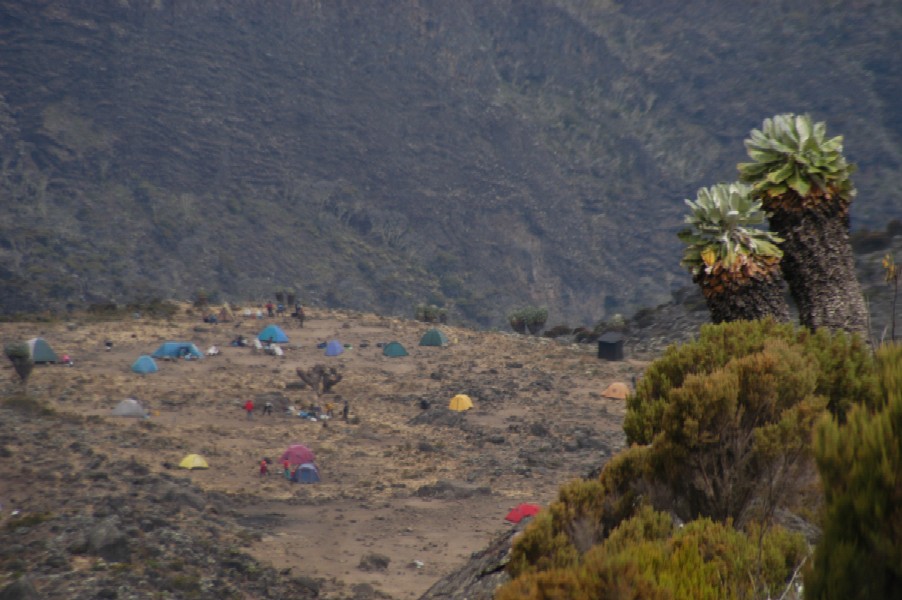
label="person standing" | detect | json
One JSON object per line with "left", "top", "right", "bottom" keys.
{"left": 282, "top": 459, "right": 291, "bottom": 479}
{"left": 342, "top": 400, "right": 349, "bottom": 422}
{"left": 259, "top": 459, "right": 269, "bottom": 477}
{"left": 244, "top": 399, "right": 255, "bottom": 420}
{"left": 263, "top": 401, "right": 273, "bottom": 416}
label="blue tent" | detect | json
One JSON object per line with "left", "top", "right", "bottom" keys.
{"left": 382, "top": 341, "right": 408, "bottom": 357}
{"left": 290, "top": 463, "right": 320, "bottom": 484}
{"left": 257, "top": 324, "right": 289, "bottom": 344}
{"left": 151, "top": 342, "right": 203, "bottom": 359}
{"left": 324, "top": 340, "right": 344, "bottom": 356}
{"left": 131, "top": 355, "right": 159, "bottom": 374}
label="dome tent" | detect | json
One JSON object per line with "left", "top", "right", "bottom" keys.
{"left": 419, "top": 328, "right": 449, "bottom": 347}
{"left": 152, "top": 342, "right": 203, "bottom": 359}
{"left": 382, "top": 341, "right": 408, "bottom": 357}
{"left": 448, "top": 394, "right": 474, "bottom": 412}
{"left": 131, "top": 355, "right": 158, "bottom": 374}
{"left": 178, "top": 454, "right": 209, "bottom": 469}
{"left": 26, "top": 337, "right": 59, "bottom": 364}
{"left": 601, "top": 382, "right": 630, "bottom": 400}
{"left": 257, "top": 324, "right": 289, "bottom": 344}
{"left": 324, "top": 340, "right": 344, "bottom": 356}
{"left": 111, "top": 398, "right": 147, "bottom": 418}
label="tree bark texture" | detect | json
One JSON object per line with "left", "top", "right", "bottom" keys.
{"left": 770, "top": 209, "right": 868, "bottom": 337}
{"left": 701, "top": 276, "right": 790, "bottom": 325}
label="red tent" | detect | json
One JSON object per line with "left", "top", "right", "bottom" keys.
{"left": 504, "top": 503, "right": 541, "bottom": 523}
{"left": 280, "top": 444, "right": 316, "bottom": 466}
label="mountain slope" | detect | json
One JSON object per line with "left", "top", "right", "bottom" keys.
{"left": 1, "top": 0, "right": 900, "bottom": 326}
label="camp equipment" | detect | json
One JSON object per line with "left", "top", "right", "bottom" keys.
{"left": 448, "top": 394, "right": 474, "bottom": 411}
{"left": 382, "top": 341, "right": 408, "bottom": 357}
{"left": 280, "top": 444, "right": 316, "bottom": 465}
{"left": 26, "top": 338, "right": 59, "bottom": 363}
{"left": 290, "top": 463, "right": 320, "bottom": 484}
{"left": 257, "top": 324, "right": 289, "bottom": 344}
{"left": 131, "top": 355, "right": 159, "bottom": 374}
{"left": 324, "top": 340, "right": 344, "bottom": 356}
{"left": 601, "top": 382, "right": 630, "bottom": 400}
{"left": 111, "top": 398, "right": 147, "bottom": 418}
{"left": 419, "top": 328, "right": 449, "bottom": 347}
{"left": 505, "top": 503, "right": 541, "bottom": 523}
{"left": 152, "top": 342, "right": 203, "bottom": 359}
{"left": 178, "top": 454, "right": 209, "bottom": 469}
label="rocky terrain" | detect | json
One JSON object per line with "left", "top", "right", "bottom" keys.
{"left": 0, "top": 303, "right": 682, "bottom": 599}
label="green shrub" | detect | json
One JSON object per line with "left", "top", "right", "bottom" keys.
{"left": 804, "top": 343, "right": 902, "bottom": 599}
{"left": 500, "top": 507, "right": 806, "bottom": 600}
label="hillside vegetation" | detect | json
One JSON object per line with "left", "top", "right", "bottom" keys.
{"left": 1, "top": 0, "right": 901, "bottom": 326}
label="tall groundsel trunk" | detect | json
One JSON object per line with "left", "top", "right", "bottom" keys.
{"left": 768, "top": 203, "right": 868, "bottom": 336}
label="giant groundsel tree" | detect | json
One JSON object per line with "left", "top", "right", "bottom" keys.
{"left": 738, "top": 114, "right": 868, "bottom": 337}
{"left": 678, "top": 182, "right": 789, "bottom": 324}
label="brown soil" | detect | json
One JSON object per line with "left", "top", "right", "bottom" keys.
{"left": 0, "top": 306, "right": 646, "bottom": 598}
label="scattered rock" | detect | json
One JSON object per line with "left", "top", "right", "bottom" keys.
{"left": 358, "top": 552, "right": 390, "bottom": 572}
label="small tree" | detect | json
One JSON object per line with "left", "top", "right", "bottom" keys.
{"left": 526, "top": 307, "right": 549, "bottom": 335}
{"left": 508, "top": 310, "right": 527, "bottom": 334}
{"left": 4, "top": 342, "right": 34, "bottom": 389}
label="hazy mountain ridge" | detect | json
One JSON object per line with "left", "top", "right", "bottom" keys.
{"left": 1, "top": 0, "right": 900, "bottom": 326}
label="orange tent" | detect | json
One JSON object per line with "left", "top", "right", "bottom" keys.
{"left": 601, "top": 382, "right": 630, "bottom": 400}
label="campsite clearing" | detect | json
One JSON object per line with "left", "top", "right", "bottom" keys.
{"left": 0, "top": 305, "right": 647, "bottom": 599}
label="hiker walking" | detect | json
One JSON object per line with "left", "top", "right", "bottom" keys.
{"left": 244, "top": 399, "right": 255, "bottom": 420}
{"left": 259, "top": 459, "right": 269, "bottom": 477}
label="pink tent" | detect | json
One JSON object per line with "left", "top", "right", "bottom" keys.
{"left": 504, "top": 503, "right": 541, "bottom": 524}
{"left": 280, "top": 444, "right": 316, "bottom": 465}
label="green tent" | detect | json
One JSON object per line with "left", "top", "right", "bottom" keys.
{"left": 382, "top": 341, "right": 408, "bottom": 357}
{"left": 27, "top": 338, "right": 59, "bottom": 364}
{"left": 419, "top": 328, "right": 449, "bottom": 347}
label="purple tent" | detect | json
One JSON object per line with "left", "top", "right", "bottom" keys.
{"left": 280, "top": 444, "right": 316, "bottom": 465}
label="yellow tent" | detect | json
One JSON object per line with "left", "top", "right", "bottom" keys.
{"left": 601, "top": 382, "right": 630, "bottom": 400}
{"left": 448, "top": 394, "right": 474, "bottom": 412}
{"left": 178, "top": 454, "right": 209, "bottom": 470}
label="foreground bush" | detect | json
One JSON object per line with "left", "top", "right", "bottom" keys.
{"left": 500, "top": 507, "right": 806, "bottom": 600}
{"left": 804, "top": 343, "right": 902, "bottom": 599}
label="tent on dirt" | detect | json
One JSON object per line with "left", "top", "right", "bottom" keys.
{"left": 26, "top": 338, "right": 59, "bottom": 364}
{"left": 290, "top": 463, "right": 320, "bottom": 484}
{"left": 382, "top": 341, "right": 408, "bottom": 357}
{"left": 505, "top": 503, "right": 541, "bottom": 523}
{"left": 131, "top": 355, "right": 159, "bottom": 374}
{"left": 280, "top": 444, "right": 316, "bottom": 465}
{"left": 419, "top": 328, "right": 449, "bottom": 347}
{"left": 111, "top": 398, "right": 147, "bottom": 418}
{"left": 257, "top": 324, "right": 289, "bottom": 344}
{"left": 152, "top": 342, "right": 203, "bottom": 360}
{"left": 324, "top": 340, "right": 344, "bottom": 356}
{"left": 178, "top": 454, "right": 209, "bottom": 469}
{"left": 601, "top": 382, "right": 630, "bottom": 400}
{"left": 448, "top": 394, "right": 474, "bottom": 412}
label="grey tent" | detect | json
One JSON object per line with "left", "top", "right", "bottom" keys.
{"left": 419, "top": 328, "right": 449, "bottom": 347}
{"left": 27, "top": 338, "right": 59, "bottom": 364}
{"left": 111, "top": 398, "right": 147, "bottom": 418}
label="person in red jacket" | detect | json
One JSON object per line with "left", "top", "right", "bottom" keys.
{"left": 259, "top": 459, "right": 268, "bottom": 477}
{"left": 244, "top": 399, "right": 254, "bottom": 420}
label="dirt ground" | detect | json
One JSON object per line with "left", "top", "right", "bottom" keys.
{"left": 0, "top": 306, "right": 646, "bottom": 598}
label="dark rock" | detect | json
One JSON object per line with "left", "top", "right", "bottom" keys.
{"left": 487, "top": 435, "right": 506, "bottom": 445}
{"left": 88, "top": 516, "right": 131, "bottom": 562}
{"left": 358, "top": 553, "right": 390, "bottom": 572}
